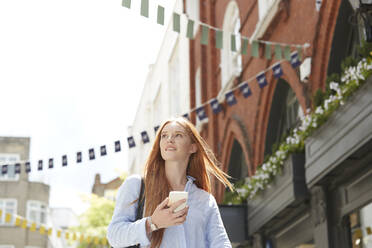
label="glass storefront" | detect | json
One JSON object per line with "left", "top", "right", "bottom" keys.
{"left": 350, "top": 202, "right": 372, "bottom": 247}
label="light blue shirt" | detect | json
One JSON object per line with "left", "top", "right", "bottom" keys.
{"left": 107, "top": 174, "right": 232, "bottom": 248}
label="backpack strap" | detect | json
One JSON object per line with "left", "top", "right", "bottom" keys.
{"left": 135, "top": 178, "right": 145, "bottom": 220}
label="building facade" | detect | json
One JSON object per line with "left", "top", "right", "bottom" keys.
{"left": 187, "top": 0, "right": 372, "bottom": 247}
{"left": 0, "top": 137, "right": 50, "bottom": 248}
{"left": 128, "top": 0, "right": 191, "bottom": 175}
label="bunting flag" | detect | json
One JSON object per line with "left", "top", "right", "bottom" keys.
{"left": 201, "top": 25, "right": 209, "bottom": 45}
{"left": 251, "top": 41, "right": 259, "bottom": 58}
{"left": 226, "top": 91, "right": 237, "bottom": 106}
{"left": 141, "top": 131, "right": 150, "bottom": 144}
{"left": 100, "top": 145, "right": 107, "bottom": 156}
{"left": 257, "top": 73, "right": 268, "bottom": 88}
{"left": 65, "top": 232, "right": 70, "bottom": 240}
{"left": 115, "top": 141, "right": 121, "bottom": 152}
{"left": 291, "top": 52, "right": 301, "bottom": 68}
{"left": 15, "top": 216, "right": 21, "bottom": 226}
{"left": 40, "top": 225, "right": 46, "bottom": 234}
{"left": 94, "top": 237, "right": 100, "bottom": 245}
{"left": 173, "top": 13, "right": 180, "bottom": 33}
{"left": 38, "top": 160, "right": 43, "bottom": 171}
{"left": 128, "top": 136, "right": 136, "bottom": 148}
{"left": 275, "top": 44, "right": 282, "bottom": 60}
{"left": 140, "top": 0, "right": 149, "bottom": 18}
{"left": 272, "top": 63, "right": 283, "bottom": 78}
{"left": 265, "top": 44, "right": 272, "bottom": 59}
{"left": 154, "top": 125, "right": 160, "bottom": 133}
{"left": 284, "top": 45, "right": 291, "bottom": 60}
{"left": 210, "top": 99, "right": 222, "bottom": 114}
{"left": 5, "top": 213, "right": 12, "bottom": 223}
{"left": 48, "top": 158, "right": 54, "bottom": 169}
{"left": 25, "top": 162, "right": 31, "bottom": 173}
{"left": 89, "top": 149, "right": 95, "bottom": 160}
{"left": 231, "top": 34, "right": 237, "bottom": 52}
{"left": 80, "top": 234, "right": 85, "bottom": 243}
{"left": 367, "top": 227, "right": 372, "bottom": 235}
{"left": 48, "top": 228, "right": 52, "bottom": 236}
{"left": 21, "top": 219, "right": 27, "bottom": 229}
{"left": 30, "top": 222, "right": 37, "bottom": 232}
{"left": 62, "top": 155, "right": 68, "bottom": 167}
{"left": 15, "top": 163, "right": 21, "bottom": 174}
{"left": 196, "top": 106, "right": 207, "bottom": 121}
{"left": 182, "top": 113, "right": 190, "bottom": 120}
{"left": 57, "top": 230, "right": 62, "bottom": 238}
{"left": 242, "top": 38, "right": 248, "bottom": 55}
{"left": 215, "top": 30, "right": 223, "bottom": 49}
{"left": 73, "top": 233, "right": 77, "bottom": 241}
{"left": 76, "top": 152, "right": 82, "bottom": 163}
{"left": 157, "top": 5, "right": 165, "bottom": 25}
{"left": 186, "top": 20, "right": 194, "bottom": 40}
{"left": 1, "top": 164, "right": 7, "bottom": 175}
{"left": 122, "top": 0, "right": 131, "bottom": 8}
{"left": 240, "top": 83, "right": 252, "bottom": 98}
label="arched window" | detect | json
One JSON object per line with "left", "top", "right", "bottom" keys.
{"left": 264, "top": 79, "right": 303, "bottom": 157}
{"left": 227, "top": 140, "right": 248, "bottom": 184}
{"left": 328, "top": 0, "right": 368, "bottom": 75}
{"left": 221, "top": 1, "right": 242, "bottom": 91}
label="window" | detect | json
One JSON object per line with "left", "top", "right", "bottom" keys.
{"left": 328, "top": 0, "right": 366, "bottom": 76}
{"left": 227, "top": 140, "right": 248, "bottom": 184}
{"left": 349, "top": 202, "right": 372, "bottom": 248}
{"left": 169, "top": 41, "right": 181, "bottom": 116}
{"left": 26, "top": 201, "right": 47, "bottom": 225}
{"left": 264, "top": 79, "right": 302, "bottom": 156}
{"left": 220, "top": 1, "right": 242, "bottom": 91}
{"left": 0, "top": 199, "right": 17, "bottom": 225}
{"left": 0, "top": 154, "right": 20, "bottom": 181}
{"left": 258, "top": 0, "right": 275, "bottom": 20}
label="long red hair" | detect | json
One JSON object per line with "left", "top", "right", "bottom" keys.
{"left": 143, "top": 117, "right": 233, "bottom": 248}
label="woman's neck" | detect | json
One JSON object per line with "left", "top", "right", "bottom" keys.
{"left": 165, "top": 161, "right": 188, "bottom": 191}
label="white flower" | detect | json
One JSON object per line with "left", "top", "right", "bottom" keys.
{"left": 329, "top": 81, "right": 340, "bottom": 91}
{"left": 237, "top": 188, "right": 247, "bottom": 195}
{"left": 315, "top": 106, "right": 324, "bottom": 115}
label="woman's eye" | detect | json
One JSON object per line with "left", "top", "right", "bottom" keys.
{"left": 161, "top": 134, "right": 167, "bottom": 138}
{"left": 176, "top": 134, "right": 182, "bottom": 137}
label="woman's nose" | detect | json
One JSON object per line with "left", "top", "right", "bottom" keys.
{"left": 167, "top": 135, "right": 175, "bottom": 142}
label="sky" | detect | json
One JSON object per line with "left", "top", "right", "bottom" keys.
{"left": 0, "top": 0, "right": 176, "bottom": 215}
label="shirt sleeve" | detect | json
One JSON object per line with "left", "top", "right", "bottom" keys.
{"left": 107, "top": 175, "right": 151, "bottom": 247}
{"left": 205, "top": 195, "right": 232, "bottom": 248}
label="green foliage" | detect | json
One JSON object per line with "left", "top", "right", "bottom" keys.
{"left": 358, "top": 41, "right": 372, "bottom": 59}
{"left": 341, "top": 56, "right": 358, "bottom": 72}
{"left": 69, "top": 194, "right": 115, "bottom": 248}
{"left": 313, "top": 89, "right": 325, "bottom": 108}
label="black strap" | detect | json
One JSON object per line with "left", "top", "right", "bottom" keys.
{"left": 127, "top": 178, "right": 146, "bottom": 248}
{"left": 136, "top": 178, "right": 145, "bottom": 220}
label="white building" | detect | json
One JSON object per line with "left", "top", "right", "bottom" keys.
{"left": 127, "top": 0, "right": 193, "bottom": 175}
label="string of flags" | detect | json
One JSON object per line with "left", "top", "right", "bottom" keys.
{"left": 120, "top": 0, "right": 310, "bottom": 59}
{"left": 0, "top": 51, "right": 303, "bottom": 176}
{"left": 0, "top": 210, "right": 108, "bottom": 246}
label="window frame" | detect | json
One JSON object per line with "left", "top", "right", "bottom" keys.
{"left": 0, "top": 154, "right": 20, "bottom": 181}
{"left": 0, "top": 198, "right": 18, "bottom": 226}
{"left": 26, "top": 200, "right": 48, "bottom": 225}
{"left": 220, "top": 1, "right": 242, "bottom": 94}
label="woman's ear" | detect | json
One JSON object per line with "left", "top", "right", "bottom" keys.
{"left": 190, "top": 143, "right": 197, "bottom": 154}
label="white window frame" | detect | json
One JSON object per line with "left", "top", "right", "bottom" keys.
{"left": 0, "top": 199, "right": 17, "bottom": 226}
{"left": 186, "top": 0, "right": 200, "bottom": 35}
{"left": 26, "top": 200, "right": 48, "bottom": 225}
{"left": 0, "top": 154, "right": 20, "bottom": 181}
{"left": 220, "top": 1, "right": 242, "bottom": 95}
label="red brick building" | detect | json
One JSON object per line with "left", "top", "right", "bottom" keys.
{"left": 186, "top": 0, "right": 372, "bottom": 247}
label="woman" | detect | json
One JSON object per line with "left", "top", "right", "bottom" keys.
{"left": 107, "top": 117, "right": 234, "bottom": 248}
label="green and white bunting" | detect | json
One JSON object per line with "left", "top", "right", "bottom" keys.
{"left": 173, "top": 13, "right": 180, "bottom": 33}
{"left": 251, "top": 41, "right": 259, "bottom": 58}
{"left": 201, "top": 25, "right": 209, "bottom": 45}
{"left": 215, "top": 30, "right": 223, "bottom": 49}
{"left": 140, "top": 0, "right": 149, "bottom": 18}
{"left": 186, "top": 20, "right": 194, "bottom": 39}
{"left": 157, "top": 5, "right": 165, "bottom": 25}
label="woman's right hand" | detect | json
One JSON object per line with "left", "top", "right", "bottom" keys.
{"left": 151, "top": 197, "right": 189, "bottom": 229}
